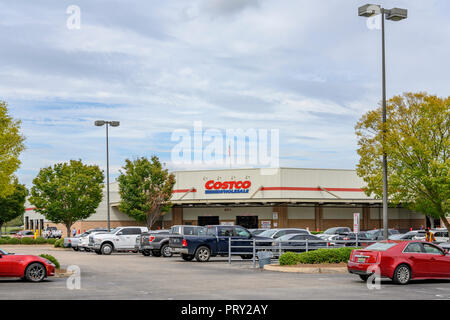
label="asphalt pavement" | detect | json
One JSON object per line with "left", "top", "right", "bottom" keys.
{"left": 1, "top": 245, "right": 449, "bottom": 300}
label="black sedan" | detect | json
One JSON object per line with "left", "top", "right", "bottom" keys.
{"left": 273, "top": 233, "right": 329, "bottom": 253}
{"left": 335, "top": 232, "right": 375, "bottom": 247}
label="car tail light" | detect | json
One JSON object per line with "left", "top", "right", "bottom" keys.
{"left": 366, "top": 252, "right": 380, "bottom": 264}
{"left": 344, "top": 237, "right": 350, "bottom": 240}
{"left": 149, "top": 236, "right": 155, "bottom": 242}
{"left": 182, "top": 239, "right": 188, "bottom": 247}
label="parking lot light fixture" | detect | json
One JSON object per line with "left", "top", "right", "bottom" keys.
{"left": 94, "top": 120, "right": 120, "bottom": 232}
{"left": 357, "top": 4, "right": 407, "bottom": 240}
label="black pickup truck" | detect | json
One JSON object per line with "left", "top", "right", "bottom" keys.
{"left": 137, "top": 225, "right": 206, "bottom": 257}
{"left": 169, "top": 225, "right": 272, "bottom": 262}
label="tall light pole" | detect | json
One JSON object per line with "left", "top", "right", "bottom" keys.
{"left": 95, "top": 120, "right": 120, "bottom": 231}
{"left": 358, "top": 4, "right": 407, "bottom": 240}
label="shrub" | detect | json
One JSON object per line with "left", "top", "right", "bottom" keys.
{"left": 21, "top": 237, "right": 36, "bottom": 245}
{"left": 0, "top": 238, "right": 9, "bottom": 244}
{"left": 0, "top": 236, "right": 12, "bottom": 240}
{"left": 279, "top": 252, "right": 298, "bottom": 266}
{"left": 54, "top": 238, "right": 64, "bottom": 248}
{"left": 46, "top": 238, "right": 57, "bottom": 245}
{"left": 7, "top": 238, "right": 21, "bottom": 244}
{"left": 35, "top": 237, "right": 47, "bottom": 244}
{"left": 310, "top": 231, "right": 323, "bottom": 235}
{"left": 279, "top": 247, "right": 360, "bottom": 266}
{"left": 39, "top": 254, "right": 60, "bottom": 269}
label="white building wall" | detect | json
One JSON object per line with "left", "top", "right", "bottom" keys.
{"left": 287, "top": 206, "right": 315, "bottom": 219}
{"left": 182, "top": 207, "right": 273, "bottom": 220}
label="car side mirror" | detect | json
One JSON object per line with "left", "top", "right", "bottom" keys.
{"left": 444, "top": 249, "right": 449, "bottom": 255}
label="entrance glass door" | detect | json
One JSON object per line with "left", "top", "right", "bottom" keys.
{"left": 236, "top": 216, "right": 258, "bottom": 229}
{"left": 198, "top": 216, "right": 219, "bottom": 226}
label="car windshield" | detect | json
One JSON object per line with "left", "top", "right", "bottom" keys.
{"left": 0, "top": 248, "right": 8, "bottom": 255}
{"left": 276, "top": 234, "right": 298, "bottom": 241}
{"left": 389, "top": 234, "right": 404, "bottom": 240}
{"left": 258, "top": 230, "right": 278, "bottom": 238}
{"left": 364, "top": 242, "right": 398, "bottom": 251}
{"left": 323, "top": 228, "right": 338, "bottom": 235}
{"left": 252, "top": 229, "right": 266, "bottom": 235}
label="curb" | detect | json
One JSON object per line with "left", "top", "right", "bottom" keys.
{"left": 263, "top": 264, "right": 347, "bottom": 274}
{"left": 54, "top": 270, "right": 75, "bottom": 278}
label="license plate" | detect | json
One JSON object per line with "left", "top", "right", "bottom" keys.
{"left": 357, "top": 257, "right": 366, "bottom": 263}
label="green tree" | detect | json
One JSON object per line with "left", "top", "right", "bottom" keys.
{"left": 0, "top": 178, "right": 27, "bottom": 235}
{"left": 118, "top": 156, "right": 175, "bottom": 229}
{"left": 356, "top": 92, "right": 449, "bottom": 230}
{"left": 29, "top": 160, "right": 104, "bottom": 236}
{"left": 0, "top": 101, "right": 26, "bottom": 197}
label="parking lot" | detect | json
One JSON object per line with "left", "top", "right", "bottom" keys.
{"left": 1, "top": 245, "right": 449, "bottom": 300}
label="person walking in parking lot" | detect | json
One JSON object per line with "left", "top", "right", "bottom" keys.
{"left": 425, "top": 228, "right": 436, "bottom": 242}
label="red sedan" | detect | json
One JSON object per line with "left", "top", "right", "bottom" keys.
{"left": 348, "top": 240, "right": 450, "bottom": 284}
{"left": 0, "top": 248, "right": 55, "bottom": 282}
{"left": 13, "top": 230, "right": 35, "bottom": 239}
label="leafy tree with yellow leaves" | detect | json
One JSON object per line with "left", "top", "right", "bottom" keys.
{"left": 356, "top": 92, "right": 449, "bottom": 231}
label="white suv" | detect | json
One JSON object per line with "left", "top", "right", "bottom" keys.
{"left": 89, "top": 226, "right": 148, "bottom": 255}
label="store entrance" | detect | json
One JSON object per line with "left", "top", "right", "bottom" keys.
{"left": 198, "top": 216, "right": 220, "bottom": 226}
{"left": 236, "top": 216, "right": 258, "bottom": 229}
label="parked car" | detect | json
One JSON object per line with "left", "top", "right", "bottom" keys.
{"left": 89, "top": 226, "right": 148, "bottom": 255}
{"left": 389, "top": 230, "right": 425, "bottom": 241}
{"left": 273, "top": 233, "right": 329, "bottom": 253}
{"left": 335, "top": 232, "right": 375, "bottom": 247}
{"left": 78, "top": 229, "right": 109, "bottom": 251}
{"left": 137, "top": 226, "right": 206, "bottom": 257}
{"left": 13, "top": 230, "right": 35, "bottom": 239}
{"left": 169, "top": 225, "right": 272, "bottom": 262}
{"left": 316, "top": 227, "right": 352, "bottom": 241}
{"left": 413, "top": 228, "right": 448, "bottom": 243}
{"left": 0, "top": 248, "right": 55, "bottom": 282}
{"left": 42, "top": 227, "right": 62, "bottom": 239}
{"left": 65, "top": 228, "right": 108, "bottom": 251}
{"left": 136, "top": 229, "right": 172, "bottom": 257}
{"left": 365, "top": 229, "right": 399, "bottom": 240}
{"left": 348, "top": 240, "right": 450, "bottom": 284}
{"left": 257, "top": 228, "right": 310, "bottom": 239}
{"left": 248, "top": 229, "right": 268, "bottom": 236}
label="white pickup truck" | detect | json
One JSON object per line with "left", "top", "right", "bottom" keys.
{"left": 43, "top": 227, "right": 62, "bottom": 239}
{"left": 89, "top": 226, "right": 148, "bottom": 255}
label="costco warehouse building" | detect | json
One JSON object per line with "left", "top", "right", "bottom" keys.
{"left": 24, "top": 168, "right": 435, "bottom": 236}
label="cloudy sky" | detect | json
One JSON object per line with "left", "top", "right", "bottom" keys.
{"left": 1, "top": 0, "right": 449, "bottom": 187}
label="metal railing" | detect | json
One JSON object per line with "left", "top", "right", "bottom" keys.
{"left": 227, "top": 238, "right": 379, "bottom": 268}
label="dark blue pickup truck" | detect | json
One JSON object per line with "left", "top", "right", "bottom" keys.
{"left": 169, "top": 225, "right": 272, "bottom": 262}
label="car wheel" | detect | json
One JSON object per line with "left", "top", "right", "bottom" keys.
{"left": 195, "top": 246, "right": 211, "bottom": 262}
{"left": 161, "top": 244, "right": 173, "bottom": 258}
{"left": 240, "top": 255, "right": 253, "bottom": 259}
{"left": 85, "top": 248, "right": 91, "bottom": 252}
{"left": 72, "top": 247, "right": 79, "bottom": 251}
{"left": 25, "top": 263, "right": 46, "bottom": 282}
{"left": 152, "top": 250, "right": 162, "bottom": 257}
{"left": 181, "top": 254, "right": 194, "bottom": 261}
{"left": 101, "top": 243, "right": 113, "bottom": 255}
{"left": 95, "top": 249, "right": 102, "bottom": 255}
{"left": 393, "top": 264, "right": 411, "bottom": 285}
{"left": 359, "top": 274, "right": 370, "bottom": 282}
{"left": 142, "top": 250, "right": 151, "bottom": 256}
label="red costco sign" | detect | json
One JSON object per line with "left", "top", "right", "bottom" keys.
{"left": 205, "top": 180, "right": 251, "bottom": 194}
